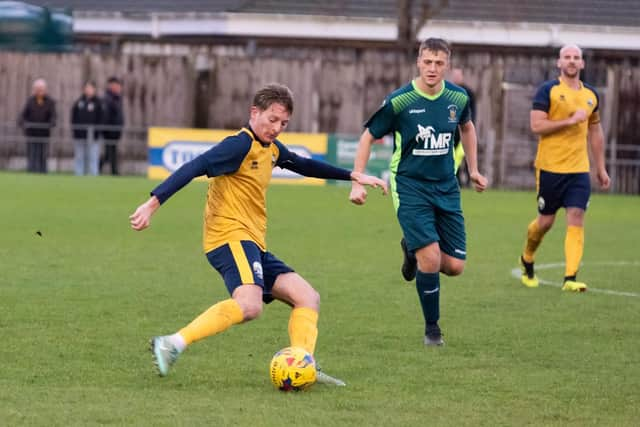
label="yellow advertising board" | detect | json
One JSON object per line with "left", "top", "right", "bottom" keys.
{"left": 148, "top": 127, "right": 328, "bottom": 185}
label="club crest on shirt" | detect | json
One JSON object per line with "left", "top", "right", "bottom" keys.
{"left": 251, "top": 160, "right": 259, "bottom": 169}
{"left": 587, "top": 99, "right": 594, "bottom": 107}
{"left": 253, "top": 261, "right": 263, "bottom": 280}
{"left": 447, "top": 104, "right": 458, "bottom": 123}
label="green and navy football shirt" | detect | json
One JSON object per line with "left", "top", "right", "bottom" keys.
{"left": 366, "top": 79, "right": 471, "bottom": 182}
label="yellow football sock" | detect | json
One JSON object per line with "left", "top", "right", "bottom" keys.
{"left": 288, "top": 307, "right": 318, "bottom": 355}
{"left": 523, "top": 219, "right": 546, "bottom": 263}
{"left": 565, "top": 225, "right": 584, "bottom": 277}
{"left": 179, "top": 299, "right": 244, "bottom": 345}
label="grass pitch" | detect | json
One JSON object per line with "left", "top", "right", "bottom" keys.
{"left": 1, "top": 172, "right": 638, "bottom": 426}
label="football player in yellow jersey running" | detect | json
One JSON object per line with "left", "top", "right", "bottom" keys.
{"left": 130, "top": 83, "right": 387, "bottom": 383}
{"left": 520, "top": 45, "right": 610, "bottom": 292}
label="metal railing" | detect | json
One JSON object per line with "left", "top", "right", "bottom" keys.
{"left": 1, "top": 122, "right": 639, "bottom": 193}
{"left": 606, "top": 143, "right": 640, "bottom": 194}
{"left": 0, "top": 122, "right": 148, "bottom": 175}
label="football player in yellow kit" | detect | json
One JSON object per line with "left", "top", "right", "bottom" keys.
{"left": 130, "top": 83, "right": 387, "bottom": 383}
{"left": 520, "top": 45, "right": 610, "bottom": 292}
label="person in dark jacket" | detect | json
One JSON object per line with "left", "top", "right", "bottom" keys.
{"left": 100, "top": 76, "right": 124, "bottom": 175}
{"left": 18, "top": 78, "right": 57, "bottom": 173}
{"left": 71, "top": 81, "right": 103, "bottom": 176}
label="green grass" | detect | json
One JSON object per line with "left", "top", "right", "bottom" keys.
{"left": 1, "top": 172, "right": 639, "bottom": 426}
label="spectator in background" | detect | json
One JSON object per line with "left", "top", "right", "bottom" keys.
{"left": 18, "top": 78, "right": 56, "bottom": 173}
{"left": 100, "top": 76, "right": 124, "bottom": 175}
{"left": 71, "top": 81, "right": 103, "bottom": 176}
{"left": 450, "top": 68, "right": 476, "bottom": 184}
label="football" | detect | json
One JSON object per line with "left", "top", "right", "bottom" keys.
{"left": 269, "top": 347, "right": 317, "bottom": 391}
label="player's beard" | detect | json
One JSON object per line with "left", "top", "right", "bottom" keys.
{"left": 562, "top": 66, "right": 580, "bottom": 79}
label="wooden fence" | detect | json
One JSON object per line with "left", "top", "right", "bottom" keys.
{"left": 0, "top": 45, "right": 639, "bottom": 193}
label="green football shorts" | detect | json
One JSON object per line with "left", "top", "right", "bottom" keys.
{"left": 395, "top": 175, "right": 466, "bottom": 260}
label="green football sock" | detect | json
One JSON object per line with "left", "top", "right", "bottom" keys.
{"left": 416, "top": 271, "right": 440, "bottom": 326}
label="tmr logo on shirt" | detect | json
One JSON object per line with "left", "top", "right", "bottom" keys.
{"left": 413, "top": 125, "right": 452, "bottom": 156}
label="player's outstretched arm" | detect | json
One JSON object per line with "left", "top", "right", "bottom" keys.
{"left": 349, "top": 129, "right": 376, "bottom": 205}
{"left": 128, "top": 156, "right": 207, "bottom": 232}
{"left": 350, "top": 171, "right": 388, "bottom": 195}
{"left": 130, "top": 195, "right": 160, "bottom": 231}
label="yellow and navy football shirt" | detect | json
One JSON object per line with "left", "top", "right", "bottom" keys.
{"left": 151, "top": 127, "right": 351, "bottom": 253}
{"left": 532, "top": 78, "right": 600, "bottom": 173}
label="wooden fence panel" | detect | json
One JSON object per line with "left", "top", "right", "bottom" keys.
{"left": 208, "top": 56, "right": 255, "bottom": 130}
{"left": 0, "top": 47, "right": 639, "bottom": 192}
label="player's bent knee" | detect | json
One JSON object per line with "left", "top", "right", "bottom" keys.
{"left": 274, "top": 273, "right": 320, "bottom": 310}
{"left": 416, "top": 249, "right": 441, "bottom": 272}
{"left": 442, "top": 259, "right": 465, "bottom": 276}
{"left": 537, "top": 215, "right": 555, "bottom": 231}
{"left": 305, "top": 288, "right": 320, "bottom": 310}
{"left": 415, "top": 242, "right": 441, "bottom": 260}
{"left": 239, "top": 302, "right": 263, "bottom": 321}
{"left": 232, "top": 284, "right": 264, "bottom": 320}
{"left": 293, "top": 287, "right": 320, "bottom": 310}
{"left": 566, "top": 208, "right": 585, "bottom": 226}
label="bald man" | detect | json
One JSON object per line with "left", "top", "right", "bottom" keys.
{"left": 18, "top": 78, "right": 57, "bottom": 173}
{"left": 519, "top": 44, "right": 610, "bottom": 292}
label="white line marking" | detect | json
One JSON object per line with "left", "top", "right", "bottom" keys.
{"left": 510, "top": 261, "right": 640, "bottom": 298}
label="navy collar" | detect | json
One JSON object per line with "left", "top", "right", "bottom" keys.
{"left": 245, "top": 124, "right": 271, "bottom": 147}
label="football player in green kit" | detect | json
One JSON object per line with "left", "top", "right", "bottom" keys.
{"left": 350, "top": 38, "right": 488, "bottom": 346}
